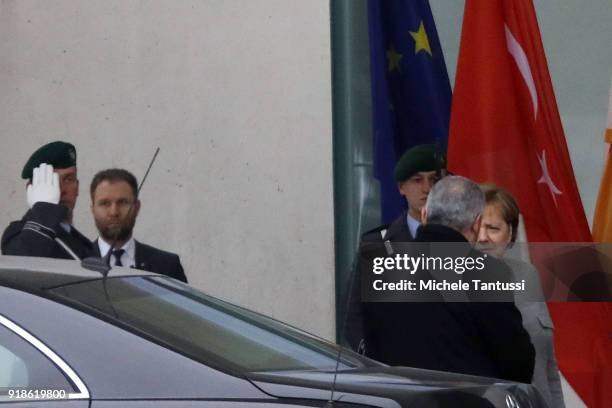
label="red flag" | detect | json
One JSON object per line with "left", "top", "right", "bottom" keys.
{"left": 448, "top": 1, "right": 610, "bottom": 406}
{"left": 448, "top": 0, "right": 590, "bottom": 242}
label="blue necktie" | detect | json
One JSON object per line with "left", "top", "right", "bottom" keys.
{"left": 112, "top": 249, "right": 125, "bottom": 266}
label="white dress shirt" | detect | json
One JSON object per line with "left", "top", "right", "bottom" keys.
{"left": 406, "top": 214, "right": 421, "bottom": 239}
{"left": 97, "top": 237, "right": 136, "bottom": 267}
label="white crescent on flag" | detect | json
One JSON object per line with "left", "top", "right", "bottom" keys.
{"left": 537, "top": 150, "right": 563, "bottom": 206}
{"left": 505, "top": 24, "right": 538, "bottom": 119}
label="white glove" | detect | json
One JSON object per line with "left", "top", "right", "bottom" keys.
{"left": 26, "top": 163, "right": 60, "bottom": 208}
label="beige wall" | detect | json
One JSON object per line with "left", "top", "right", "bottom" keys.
{"left": 0, "top": 0, "right": 335, "bottom": 339}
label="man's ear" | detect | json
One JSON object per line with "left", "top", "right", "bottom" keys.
{"left": 472, "top": 213, "right": 483, "bottom": 236}
{"left": 420, "top": 207, "right": 428, "bottom": 225}
{"left": 397, "top": 181, "right": 405, "bottom": 196}
{"left": 133, "top": 199, "right": 141, "bottom": 217}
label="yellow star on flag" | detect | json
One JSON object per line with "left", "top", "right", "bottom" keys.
{"left": 386, "top": 45, "right": 403, "bottom": 72}
{"left": 410, "top": 21, "right": 432, "bottom": 56}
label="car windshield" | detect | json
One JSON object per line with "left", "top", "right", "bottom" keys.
{"left": 48, "top": 276, "right": 376, "bottom": 373}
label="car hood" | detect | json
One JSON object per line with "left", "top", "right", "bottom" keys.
{"left": 249, "top": 366, "right": 544, "bottom": 408}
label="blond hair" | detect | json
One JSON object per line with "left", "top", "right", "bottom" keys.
{"left": 480, "top": 184, "right": 519, "bottom": 243}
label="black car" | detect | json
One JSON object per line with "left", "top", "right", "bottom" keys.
{"left": 0, "top": 256, "right": 545, "bottom": 407}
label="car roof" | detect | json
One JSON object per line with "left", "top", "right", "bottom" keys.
{"left": 0, "top": 255, "right": 157, "bottom": 291}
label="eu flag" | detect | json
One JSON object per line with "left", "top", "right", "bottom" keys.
{"left": 369, "top": 0, "right": 451, "bottom": 223}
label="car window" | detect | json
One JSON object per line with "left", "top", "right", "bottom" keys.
{"left": 0, "top": 323, "right": 75, "bottom": 399}
{"left": 0, "top": 343, "right": 27, "bottom": 387}
{"left": 49, "top": 276, "right": 378, "bottom": 373}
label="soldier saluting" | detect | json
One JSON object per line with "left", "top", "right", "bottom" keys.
{"left": 2, "top": 141, "right": 93, "bottom": 259}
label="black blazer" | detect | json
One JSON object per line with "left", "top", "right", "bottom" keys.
{"left": 93, "top": 239, "right": 187, "bottom": 283}
{"left": 363, "top": 224, "right": 535, "bottom": 384}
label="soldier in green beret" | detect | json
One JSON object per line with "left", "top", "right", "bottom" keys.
{"left": 364, "top": 143, "right": 446, "bottom": 243}
{"left": 1, "top": 141, "right": 93, "bottom": 259}
{"left": 344, "top": 144, "right": 446, "bottom": 353}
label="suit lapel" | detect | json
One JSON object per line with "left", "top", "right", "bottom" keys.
{"left": 133, "top": 241, "right": 148, "bottom": 271}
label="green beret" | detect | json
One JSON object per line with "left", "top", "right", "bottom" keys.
{"left": 394, "top": 144, "right": 446, "bottom": 182}
{"left": 21, "top": 141, "right": 77, "bottom": 179}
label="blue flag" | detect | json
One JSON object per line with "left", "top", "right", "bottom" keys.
{"left": 368, "top": 0, "right": 451, "bottom": 223}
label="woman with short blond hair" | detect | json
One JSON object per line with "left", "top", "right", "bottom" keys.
{"left": 478, "top": 184, "right": 565, "bottom": 408}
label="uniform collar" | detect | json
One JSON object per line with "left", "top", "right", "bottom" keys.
{"left": 406, "top": 214, "right": 421, "bottom": 239}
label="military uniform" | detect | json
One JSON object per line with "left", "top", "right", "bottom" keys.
{"left": 343, "top": 144, "right": 443, "bottom": 351}
{"left": 2, "top": 202, "right": 93, "bottom": 259}
{"left": 342, "top": 211, "right": 416, "bottom": 352}
{"left": 1, "top": 141, "right": 93, "bottom": 260}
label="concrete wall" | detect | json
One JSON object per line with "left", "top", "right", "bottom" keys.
{"left": 0, "top": 0, "right": 335, "bottom": 339}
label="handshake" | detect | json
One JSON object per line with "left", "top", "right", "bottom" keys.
{"left": 26, "top": 163, "right": 60, "bottom": 208}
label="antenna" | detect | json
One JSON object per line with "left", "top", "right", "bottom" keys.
{"left": 81, "top": 147, "right": 161, "bottom": 276}
{"left": 326, "top": 170, "right": 381, "bottom": 405}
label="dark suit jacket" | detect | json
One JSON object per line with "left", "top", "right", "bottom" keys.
{"left": 1, "top": 202, "right": 93, "bottom": 260}
{"left": 93, "top": 239, "right": 187, "bottom": 283}
{"left": 362, "top": 224, "right": 535, "bottom": 384}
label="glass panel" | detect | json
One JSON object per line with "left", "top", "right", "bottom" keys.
{"left": 0, "top": 324, "right": 75, "bottom": 396}
{"left": 50, "top": 277, "right": 379, "bottom": 373}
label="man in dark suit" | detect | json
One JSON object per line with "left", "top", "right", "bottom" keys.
{"left": 90, "top": 168, "right": 187, "bottom": 283}
{"left": 2, "top": 141, "right": 93, "bottom": 260}
{"left": 362, "top": 176, "right": 535, "bottom": 383}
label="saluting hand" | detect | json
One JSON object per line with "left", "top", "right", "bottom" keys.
{"left": 26, "top": 163, "right": 60, "bottom": 208}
